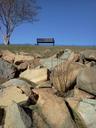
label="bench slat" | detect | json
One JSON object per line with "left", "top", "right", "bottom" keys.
{"left": 37, "top": 38, "right": 55, "bottom": 46}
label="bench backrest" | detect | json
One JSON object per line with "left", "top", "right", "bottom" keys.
{"left": 37, "top": 38, "right": 55, "bottom": 46}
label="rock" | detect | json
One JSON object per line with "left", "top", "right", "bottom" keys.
{"left": 56, "top": 49, "right": 72, "bottom": 60}
{"left": 65, "top": 97, "right": 80, "bottom": 110}
{"left": 32, "top": 52, "right": 42, "bottom": 58}
{"left": 67, "top": 52, "right": 80, "bottom": 62}
{"left": 0, "top": 86, "right": 28, "bottom": 106}
{"left": 77, "top": 67, "right": 96, "bottom": 95}
{"left": 0, "top": 78, "right": 37, "bottom": 96}
{"left": 0, "top": 77, "right": 7, "bottom": 85}
{"left": 67, "top": 98, "right": 96, "bottom": 128}
{"left": 17, "top": 62, "right": 28, "bottom": 71}
{"left": 32, "top": 111, "right": 49, "bottom": 128}
{"left": 31, "top": 88, "right": 76, "bottom": 128}
{"left": 50, "top": 61, "right": 85, "bottom": 92}
{"left": 4, "top": 102, "right": 32, "bottom": 128}
{"left": 0, "top": 58, "right": 18, "bottom": 80}
{"left": 43, "top": 49, "right": 52, "bottom": 57}
{"left": 40, "top": 57, "right": 59, "bottom": 70}
{"left": 25, "top": 59, "right": 40, "bottom": 69}
{"left": 36, "top": 81, "right": 52, "bottom": 88}
{"left": 40, "top": 49, "right": 80, "bottom": 70}
{"left": 40, "top": 49, "right": 70, "bottom": 70}
{"left": 20, "top": 68, "right": 48, "bottom": 83}
{"left": 80, "top": 49, "right": 96, "bottom": 62}
{"left": 17, "top": 59, "right": 40, "bottom": 71}
{"left": 85, "top": 61, "right": 96, "bottom": 67}
{"left": 14, "top": 53, "right": 34, "bottom": 64}
{"left": 55, "top": 50, "right": 64, "bottom": 58}
{"left": 74, "top": 88, "right": 95, "bottom": 99}
{"left": 57, "top": 49, "right": 80, "bottom": 62}
{"left": 1, "top": 50, "right": 15, "bottom": 63}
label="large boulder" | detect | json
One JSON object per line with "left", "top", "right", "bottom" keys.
{"left": 66, "top": 98, "right": 96, "bottom": 128}
{"left": 76, "top": 67, "right": 96, "bottom": 95}
{"left": 20, "top": 68, "right": 48, "bottom": 84}
{"left": 50, "top": 61, "right": 85, "bottom": 92}
{"left": 0, "top": 58, "right": 18, "bottom": 80}
{"left": 31, "top": 88, "right": 76, "bottom": 128}
{"left": 4, "top": 102, "right": 32, "bottom": 128}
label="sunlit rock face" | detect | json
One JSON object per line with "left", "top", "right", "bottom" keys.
{"left": 77, "top": 67, "right": 96, "bottom": 95}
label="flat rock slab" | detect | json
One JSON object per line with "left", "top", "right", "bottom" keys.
{"left": 20, "top": 68, "right": 48, "bottom": 83}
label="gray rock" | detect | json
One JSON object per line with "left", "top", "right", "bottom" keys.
{"left": 0, "top": 58, "right": 17, "bottom": 80}
{"left": 39, "top": 49, "right": 66, "bottom": 70}
{"left": 40, "top": 49, "right": 79, "bottom": 70}
{"left": 74, "top": 99, "right": 96, "bottom": 128}
{"left": 40, "top": 57, "right": 62, "bottom": 70}
{"left": 58, "top": 49, "right": 72, "bottom": 60}
{"left": 4, "top": 102, "right": 32, "bottom": 128}
{"left": 66, "top": 98, "right": 96, "bottom": 128}
{"left": 77, "top": 67, "right": 96, "bottom": 95}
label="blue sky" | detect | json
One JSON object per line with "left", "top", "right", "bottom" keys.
{"left": 0, "top": 0, "right": 96, "bottom": 45}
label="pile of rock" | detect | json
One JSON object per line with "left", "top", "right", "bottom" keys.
{"left": 0, "top": 48, "right": 96, "bottom": 128}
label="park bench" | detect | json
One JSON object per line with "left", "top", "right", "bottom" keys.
{"left": 37, "top": 38, "right": 55, "bottom": 46}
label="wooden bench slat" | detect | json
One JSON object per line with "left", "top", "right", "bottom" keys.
{"left": 37, "top": 38, "right": 55, "bottom": 46}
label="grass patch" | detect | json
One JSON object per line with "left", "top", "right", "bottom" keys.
{"left": 0, "top": 45, "right": 96, "bottom": 56}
